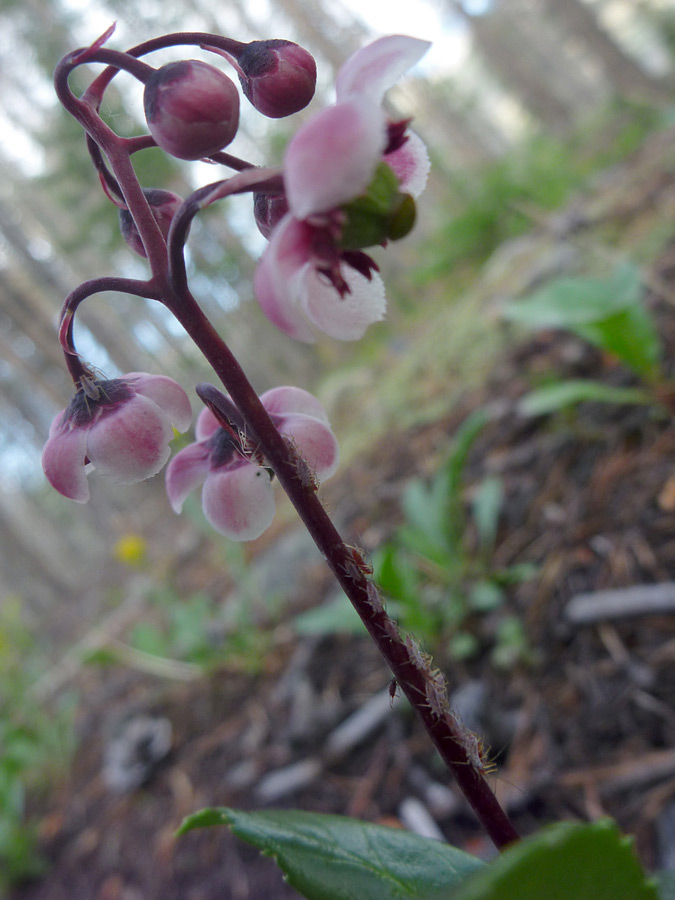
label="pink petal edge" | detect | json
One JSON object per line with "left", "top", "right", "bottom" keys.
{"left": 335, "top": 35, "right": 431, "bottom": 105}
{"left": 285, "top": 99, "right": 386, "bottom": 218}
{"left": 165, "top": 441, "right": 212, "bottom": 513}
{"left": 278, "top": 413, "right": 339, "bottom": 482}
{"left": 254, "top": 217, "right": 317, "bottom": 342}
{"left": 126, "top": 372, "right": 193, "bottom": 432}
{"left": 261, "top": 386, "right": 330, "bottom": 423}
{"left": 42, "top": 422, "right": 90, "bottom": 503}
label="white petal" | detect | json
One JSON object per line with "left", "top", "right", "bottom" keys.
{"left": 303, "top": 266, "right": 386, "bottom": 341}
{"left": 336, "top": 35, "right": 431, "bottom": 104}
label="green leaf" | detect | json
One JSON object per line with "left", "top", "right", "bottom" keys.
{"left": 504, "top": 264, "right": 642, "bottom": 329}
{"left": 442, "top": 409, "right": 490, "bottom": 547}
{"left": 471, "top": 477, "right": 503, "bottom": 552}
{"left": 444, "top": 820, "right": 658, "bottom": 900}
{"left": 293, "top": 597, "right": 367, "bottom": 636}
{"left": 468, "top": 580, "right": 504, "bottom": 612}
{"left": 373, "top": 544, "right": 420, "bottom": 605}
{"left": 574, "top": 305, "right": 662, "bottom": 378}
{"left": 177, "top": 807, "right": 483, "bottom": 900}
{"left": 518, "top": 379, "right": 654, "bottom": 416}
{"left": 128, "top": 623, "right": 167, "bottom": 657}
{"left": 401, "top": 477, "right": 448, "bottom": 554}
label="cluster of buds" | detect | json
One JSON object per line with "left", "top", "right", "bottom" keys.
{"left": 44, "top": 28, "right": 430, "bottom": 539}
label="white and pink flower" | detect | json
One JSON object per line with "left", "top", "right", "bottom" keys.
{"left": 166, "top": 386, "right": 339, "bottom": 541}
{"left": 42, "top": 373, "right": 192, "bottom": 502}
{"left": 254, "top": 35, "right": 431, "bottom": 343}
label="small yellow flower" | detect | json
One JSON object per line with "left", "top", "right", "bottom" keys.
{"left": 113, "top": 533, "right": 147, "bottom": 567}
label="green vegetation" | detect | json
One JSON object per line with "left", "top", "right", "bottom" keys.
{"left": 0, "top": 598, "right": 76, "bottom": 890}
{"left": 372, "top": 410, "right": 535, "bottom": 666}
{"left": 504, "top": 261, "right": 670, "bottom": 415}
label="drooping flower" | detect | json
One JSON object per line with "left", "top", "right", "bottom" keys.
{"left": 43, "top": 373, "right": 192, "bottom": 502}
{"left": 253, "top": 35, "right": 431, "bottom": 342}
{"left": 166, "top": 386, "right": 339, "bottom": 541}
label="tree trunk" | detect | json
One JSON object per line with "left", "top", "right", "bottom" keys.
{"left": 538, "top": 0, "right": 673, "bottom": 103}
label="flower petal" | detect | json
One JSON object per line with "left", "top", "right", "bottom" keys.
{"left": 285, "top": 99, "right": 385, "bottom": 217}
{"left": 86, "top": 394, "right": 174, "bottom": 483}
{"left": 254, "top": 216, "right": 317, "bottom": 342}
{"left": 42, "top": 417, "right": 90, "bottom": 502}
{"left": 165, "top": 440, "right": 212, "bottom": 512}
{"left": 202, "top": 464, "right": 276, "bottom": 541}
{"left": 278, "top": 413, "right": 339, "bottom": 482}
{"left": 196, "top": 408, "right": 221, "bottom": 441}
{"left": 335, "top": 35, "right": 431, "bottom": 105}
{"left": 261, "top": 386, "right": 330, "bottom": 424}
{"left": 384, "top": 131, "right": 430, "bottom": 198}
{"left": 126, "top": 372, "right": 193, "bottom": 432}
{"left": 302, "top": 265, "right": 386, "bottom": 341}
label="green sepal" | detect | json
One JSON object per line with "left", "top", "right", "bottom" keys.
{"left": 340, "top": 163, "right": 416, "bottom": 250}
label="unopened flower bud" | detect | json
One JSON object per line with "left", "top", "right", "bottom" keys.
{"left": 253, "top": 192, "right": 289, "bottom": 239}
{"left": 119, "top": 189, "right": 183, "bottom": 257}
{"left": 237, "top": 40, "right": 316, "bottom": 118}
{"left": 144, "top": 60, "right": 240, "bottom": 160}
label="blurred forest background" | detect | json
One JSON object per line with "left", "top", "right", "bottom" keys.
{"left": 4, "top": 0, "right": 675, "bottom": 896}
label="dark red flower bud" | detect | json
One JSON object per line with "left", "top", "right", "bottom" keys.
{"left": 238, "top": 40, "right": 316, "bottom": 118}
{"left": 253, "top": 192, "right": 290, "bottom": 239}
{"left": 144, "top": 60, "right": 240, "bottom": 160}
{"left": 119, "top": 189, "right": 183, "bottom": 257}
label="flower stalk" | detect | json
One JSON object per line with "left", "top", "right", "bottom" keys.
{"left": 47, "top": 27, "right": 519, "bottom": 850}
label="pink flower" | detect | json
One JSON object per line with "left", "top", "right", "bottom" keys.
{"left": 254, "top": 35, "right": 431, "bottom": 342}
{"left": 166, "top": 386, "right": 339, "bottom": 541}
{"left": 42, "top": 373, "right": 192, "bottom": 502}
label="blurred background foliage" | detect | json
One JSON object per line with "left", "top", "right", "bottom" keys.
{"left": 2, "top": 0, "right": 675, "bottom": 888}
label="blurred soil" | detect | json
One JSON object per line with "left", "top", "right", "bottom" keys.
{"left": 12, "top": 127, "right": 675, "bottom": 899}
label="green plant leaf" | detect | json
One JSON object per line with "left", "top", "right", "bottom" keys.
{"left": 292, "top": 597, "right": 367, "bottom": 636}
{"left": 471, "top": 476, "right": 503, "bottom": 552}
{"left": 468, "top": 580, "right": 504, "bottom": 612}
{"left": 504, "top": 264, "right": 642, "bottom": 329}
{"left": 401, "top": 478, "right": 446, "bottom": 550}
{"left": 574, "top": 305, "right": 662, "bottom": 378}
{"left": 518, "top": 379, "right": 654, "bottom": 416}
{"left": 441, "top": 820, "right": 658, "bottom": 900}
{"left": 448, "top": 631, "right": 480, "bottom": 660}
{"left": 373, "top": 544, "right": 421, "bottom": 605}
{"left": 442, "top": 409, "right": 490, "bottom": 548}
{"left": 177, "top": 807, "right": 484, "bottom": 900}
